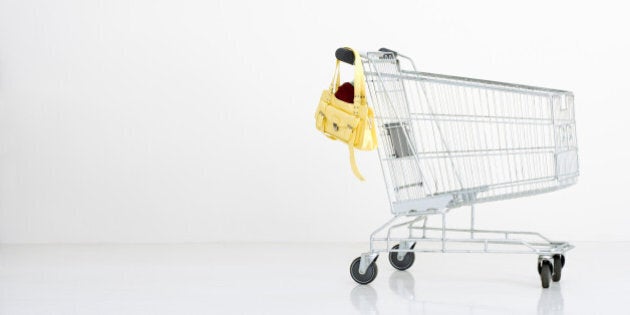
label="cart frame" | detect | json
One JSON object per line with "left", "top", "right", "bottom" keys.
{"left": 344, "top": 48, "right": 578, "bottom": 288}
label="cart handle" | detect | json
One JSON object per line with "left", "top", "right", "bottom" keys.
{"left": 335, "top": 47, "right": 399, "bottom": 65}
{"left": 379, "top": 47, "right": 398, "bottom": 56}
{"left": 335, "top": 47, "right": 356, "bottom": 65}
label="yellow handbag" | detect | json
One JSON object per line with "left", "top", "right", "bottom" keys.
{"left": 315, "top": 48, "right": 378, "bottom": 180}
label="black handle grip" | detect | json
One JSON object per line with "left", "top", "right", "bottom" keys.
{"left": 335, "top": 47, "right": 355, "bottom": 65}
{"left": 379, "top": 47, "right": 398, "bottom": 56}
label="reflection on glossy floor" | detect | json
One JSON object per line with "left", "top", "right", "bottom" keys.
{"left": 0, "top": 242, "right": 627, "bottom": 314}
{"left": 352, "top": 271, "right": 566, "bottom": 315}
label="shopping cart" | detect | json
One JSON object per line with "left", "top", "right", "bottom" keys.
{"left": 337, "top": 48, "right": 579, "bottom": 288}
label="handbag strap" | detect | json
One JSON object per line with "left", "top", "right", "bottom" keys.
{"left": 329, "top": 60, "right": 342, "bottom": 93}
{"left": 351, "top": 49, "right": 366, "bottom": 103}
{"left": 329, "top": 48, "right": 367, "bottom": 109}
{"left": 352, "top": 50, "right": 367, "bottom": 119}
{"left": 347, "top": 131, "right": 365, "bottom": 181}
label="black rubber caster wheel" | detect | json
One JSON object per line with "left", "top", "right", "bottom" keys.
{"left": 350, "top": 257, "right": 378, "bottom": 285}
{"left": 389, "top": 244, "right": 415, "bottom": 271}
{"left": 539, "top": 260, "right": 552, "bottom": 288}
{"left": 552, "top": 254, "right": 565, "bottom": 282}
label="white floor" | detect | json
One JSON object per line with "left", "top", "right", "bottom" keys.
{"left": 0, "top": 242, "right": 628, "bottom": 315}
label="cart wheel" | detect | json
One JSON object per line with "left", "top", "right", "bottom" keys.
{"left": 350, "top": 257, "right": 378, "bottom": 285}
{"left": 552, "top": 254, "right": 564, "bottom": 282}
{"left": 539, "top": 260, "right": 552, "bottom": 288}
{"left": 389, "top": 244, "right": 415, "bottom": 271}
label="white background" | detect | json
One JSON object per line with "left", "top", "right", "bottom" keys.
{"left": 0, "top": 0, "right": 628, "bottom": 244}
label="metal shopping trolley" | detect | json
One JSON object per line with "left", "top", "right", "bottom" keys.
{"left": 337, "top": 48, "right": 579, "bottom": 288}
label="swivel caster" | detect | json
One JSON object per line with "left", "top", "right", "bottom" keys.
{"left": 389, "top": 243, "right": 416, "bottom": 271}
{"left": 552, "top": 254, "right": 565, "bottom": 282}
{"left": 350, "top": 256, "right": 378, "bottom": 285}
{"left": 538, "top": 259, "right": 552, "bottom": 288}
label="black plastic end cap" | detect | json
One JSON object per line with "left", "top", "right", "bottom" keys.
{"left": 379, "top": 47, "right": 398, "bottom": 56}
{"left": 335, "top": 47, "right": 355, "bottom": 65}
